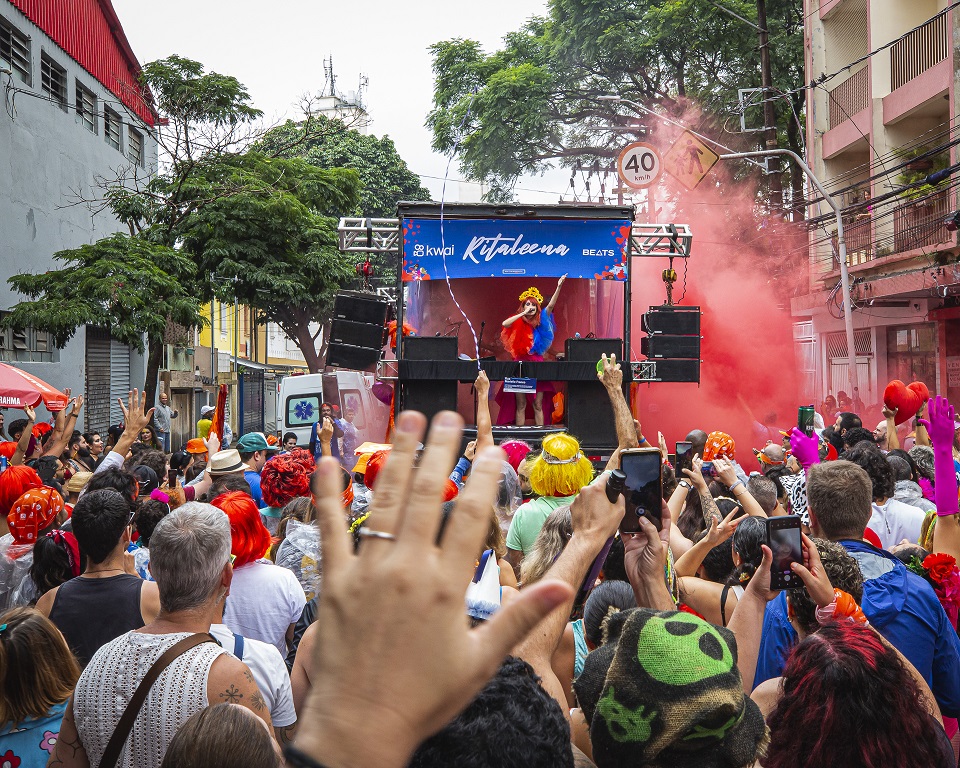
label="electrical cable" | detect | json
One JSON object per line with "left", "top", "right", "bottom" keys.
{"left": 438, "top": 94, "right": 482, "bottom": 369}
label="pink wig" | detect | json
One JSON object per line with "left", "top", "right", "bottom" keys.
{"left": 500, "top": 440, "right": 532, "bottom": 473}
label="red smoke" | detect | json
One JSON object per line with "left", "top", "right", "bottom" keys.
{"left": 629, "top": 112, "right": 804, "bottom": 469}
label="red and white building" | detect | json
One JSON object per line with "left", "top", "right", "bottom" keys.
{"left": 0, "top": 0, "right": 157, "bottom": 429}
{"left": 795, "top": 0, "right": 960, "bottom": 409}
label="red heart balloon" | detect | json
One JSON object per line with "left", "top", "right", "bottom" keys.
{"left": 883, "top": 379, "right": 926, "bottom": 425}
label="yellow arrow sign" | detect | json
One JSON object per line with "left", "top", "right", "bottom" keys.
{"left": 663, "top": 131, "right": 720, "bottom": 190}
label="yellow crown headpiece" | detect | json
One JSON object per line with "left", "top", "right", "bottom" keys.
{"left": 518, "top": 287, "right": 544, "bottom": 305}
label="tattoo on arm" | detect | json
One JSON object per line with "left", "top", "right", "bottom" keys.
{"left": 219, "top": 684, "right": 243, "bottom": 703}
{"left": 250, "top": 689, "right": 266, "bottom": 712}
{"left": 276, "top": 724, "right": 297, "bottom": 747}
{"left": 700, "top": 491, "right": 721, "bottom": 528}
{"left": 242, "top": 669, "right": 255, "bottom": 685}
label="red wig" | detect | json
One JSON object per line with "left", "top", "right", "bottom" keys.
{"left": 363, "top": 450, "right": 390, "bottom": 490}
{"left": 0, "top": 465, "right": 43, "bottom": 517}
{"left": 212, "top": 491, "right": 272, "bottom": 568}
{"left": 500, "top": 440, "right": 532, "bottom": 473}
{"left": 260, "top": 454, "right": 311, "bottom": 508}
{"left": 287, "top": 448, "right": 316, "bottom": 474}
{"left": 0, "top": 442, "right": 16, "bottom": 459}
{"left": 764, "top": 621, "right": 946, "bottom": 768}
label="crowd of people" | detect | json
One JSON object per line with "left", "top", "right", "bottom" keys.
{"left": 1, "top": 361, "right": 959, "bottom": 767}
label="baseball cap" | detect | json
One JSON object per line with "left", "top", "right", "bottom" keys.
{"left": 200, "top": 405, "right": 215, "bottom": 417}
{"left": 236, "top": 432, "right": 280, "bottom": 453}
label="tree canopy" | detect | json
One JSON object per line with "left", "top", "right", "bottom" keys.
{"left": 2, "top": 234, "right": 207, "bottom": 364}
{"left": 180, "top": 151, "right": 363, "bottom": 372}
{"left": 259, "top": 115, "right": 431, "bottom": 218}
{"left": 427, "top": 0, "right": 804, "bottom": 202}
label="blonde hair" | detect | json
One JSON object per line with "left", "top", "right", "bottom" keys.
{"left": 0, "top": 607, "right": 80, "bottom": 727}
{"left": 520, "top": 504, "right": 573, "bottom": 585}
{"left": 530, "top": 433, "right": 594, "bottom": 497}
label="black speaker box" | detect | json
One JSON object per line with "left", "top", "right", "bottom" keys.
{"left": 564, "top": 338, "right": 624, "bottom": 362}
{"left": 333, "top": 291, "right": 391, "bottom": 326}
{"left": 565, "top": 380, "right": 618, "bottom": 447}
{"left": 633, "top": 359, "right": 700, "bottom": 383}
{"left": 327, "top": 343, "right": 381, "bottom": 371}
{"left": 330, "top": 318, "right": 385, "bottom": 349}
{"left": 643, "top": 306, "right": 701, "bottom": 336}
{"left": 640, "top": 335, "right": 701, "bottom": 359}
{"left": 401, "top": 380, "right": 458, "bottom": 422}
{"left": 402, "top": 336, "right": 459, "bottom": 360}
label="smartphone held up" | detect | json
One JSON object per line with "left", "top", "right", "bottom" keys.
{"left": 618, "top": 448, "right": 663, "bottom": 533}
{"left": 766, "top": 515, "right": 803, "bottom": 590}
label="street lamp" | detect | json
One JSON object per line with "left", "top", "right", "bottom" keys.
{"left": 597, "top": 95, "right": 860, "bottom": 397}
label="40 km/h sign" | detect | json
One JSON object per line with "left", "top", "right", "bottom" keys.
{"left": 617, "top": 142, "right": 662, "bottom": 189}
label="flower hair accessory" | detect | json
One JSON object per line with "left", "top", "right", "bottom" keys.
{"left": 518, "top": 287, "right": 543, "bottom": 305}
{"left": 542, "top": 449, "right": 583, "bottom": 465}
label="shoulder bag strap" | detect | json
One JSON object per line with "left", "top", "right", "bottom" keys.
{"left": 720, "top": 583, "right": 732, "bottom": 626}
{"left": 98, "top": 633, "right": 216, "bottom": 768}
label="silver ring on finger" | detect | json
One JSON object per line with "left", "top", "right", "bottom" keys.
{"left": 357, "top": 527, "right": 397, "bottom": 542}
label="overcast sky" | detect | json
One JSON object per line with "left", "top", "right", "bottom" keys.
{"left": 112, "top": 0, "right": 570, "bottom": 201}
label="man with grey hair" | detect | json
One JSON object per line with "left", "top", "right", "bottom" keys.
{"left": 50, "top": 502, "right": 273, "bottom": 768}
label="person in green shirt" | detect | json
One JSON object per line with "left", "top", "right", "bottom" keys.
{"left": 505, "top": 432, "right": 594, "bottom": 575}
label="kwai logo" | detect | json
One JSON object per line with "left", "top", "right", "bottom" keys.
{"left": 462, "top": 233, "right": 570, "bottom": 264}
{"left": 413, "top": 243, "right": 455, "bottom": 258}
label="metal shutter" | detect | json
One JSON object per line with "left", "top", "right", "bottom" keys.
{"left": 85, "top": 327, "right": 111, "bottom": 432}
{"left": 240, "top": 369, "right": 264, "bottom": 434}
{"left": 109, "top": 340, "right": 131, "bottom": 426}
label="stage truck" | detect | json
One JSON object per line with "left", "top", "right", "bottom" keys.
{"left": 326, "top": 202, "right": 677, "bottom": 467}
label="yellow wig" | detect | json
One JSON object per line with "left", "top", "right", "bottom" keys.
{"left": 530, "top": 432, "right": 595, "bottom": 497}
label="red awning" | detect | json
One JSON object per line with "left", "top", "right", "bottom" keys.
{"left": 0, "top": 363, "right": 69, "bottom": 411}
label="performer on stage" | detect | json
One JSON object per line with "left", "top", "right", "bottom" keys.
{"left": 501, "top": 275, "right": 566, "bottom": 426}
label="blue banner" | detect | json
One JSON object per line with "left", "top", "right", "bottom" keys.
{"left": 401, "top": 218, "right": 631, "bottom": 281}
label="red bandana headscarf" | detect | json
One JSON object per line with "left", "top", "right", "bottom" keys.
{"left": 8, "top": 486, "right": 64, "bottom": 545}
{"left": 703, "top": 432, "right": 736, "bottom": 462}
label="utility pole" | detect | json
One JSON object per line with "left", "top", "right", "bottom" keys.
{"left": 756, "top": 0, "right": 783, "bottom": 213}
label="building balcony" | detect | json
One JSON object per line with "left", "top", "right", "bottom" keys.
{"left": 891, "top": 13, "right": 948, "bottom": 92}
{"left": 829, "top": 68, "right": 869, "bottom": 130}
{"left": 883, "top": 13, "right": 949, "bottom": 124}
{"left": 893, "top": 189, "right": 954, "bottom": 253}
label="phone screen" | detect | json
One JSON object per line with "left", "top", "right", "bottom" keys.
{"left": 767, "top": 516, "right": 803, "bottom": 589}
{"left": 619, "top": 450, "right": 662, "bottom": 532}
{"left": 167, "top": 469, "right": 178, "bottom": 488}
{"left": 675, "top": 441, "right": 693, "bottom": 477}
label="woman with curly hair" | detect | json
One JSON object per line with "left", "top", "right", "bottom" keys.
{"left": 211, "top": 491, "right": 306, "bottom": 656}
{"left": 260, "top": 453, "right": 312, "bottom": 536}
{"left": 844, "top": 441, "right": 925, "bottom": 547}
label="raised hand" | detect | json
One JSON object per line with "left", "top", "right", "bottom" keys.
{"left": 294, "top": 412, "right": 571, "bottom": 768}
{"left": 69, "top": 395, "right": 84, "bottom": 418}
{"left": 789, "top": 533, "right": 835, "bottom": 608}
{"left": 119, "top": 390, "right": 154, "bottom": 435}
{"left": 789, "top": 427, "right": 820, "bottom": 471}
{"left": 712, "top": 456, "right": 739, "bottom": 488}
{"left": 918, "top": 395, "right": 956, "bottom": 451}
{"left": 474, "top": 370, "right": 490, "bottom": 397}
{"left": 23, "top": 405, "right": 36, "bottom": 423}
{"left": 597, "top": 353, "right": 622, "bottom": 390}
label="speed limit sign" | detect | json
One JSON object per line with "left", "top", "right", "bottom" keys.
{"left": 617, "top": 142, "right": 661, "bottom": 189}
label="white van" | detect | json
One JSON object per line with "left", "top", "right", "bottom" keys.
{"left": 277, "top": 370, "right": 391, "bottom": 457}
